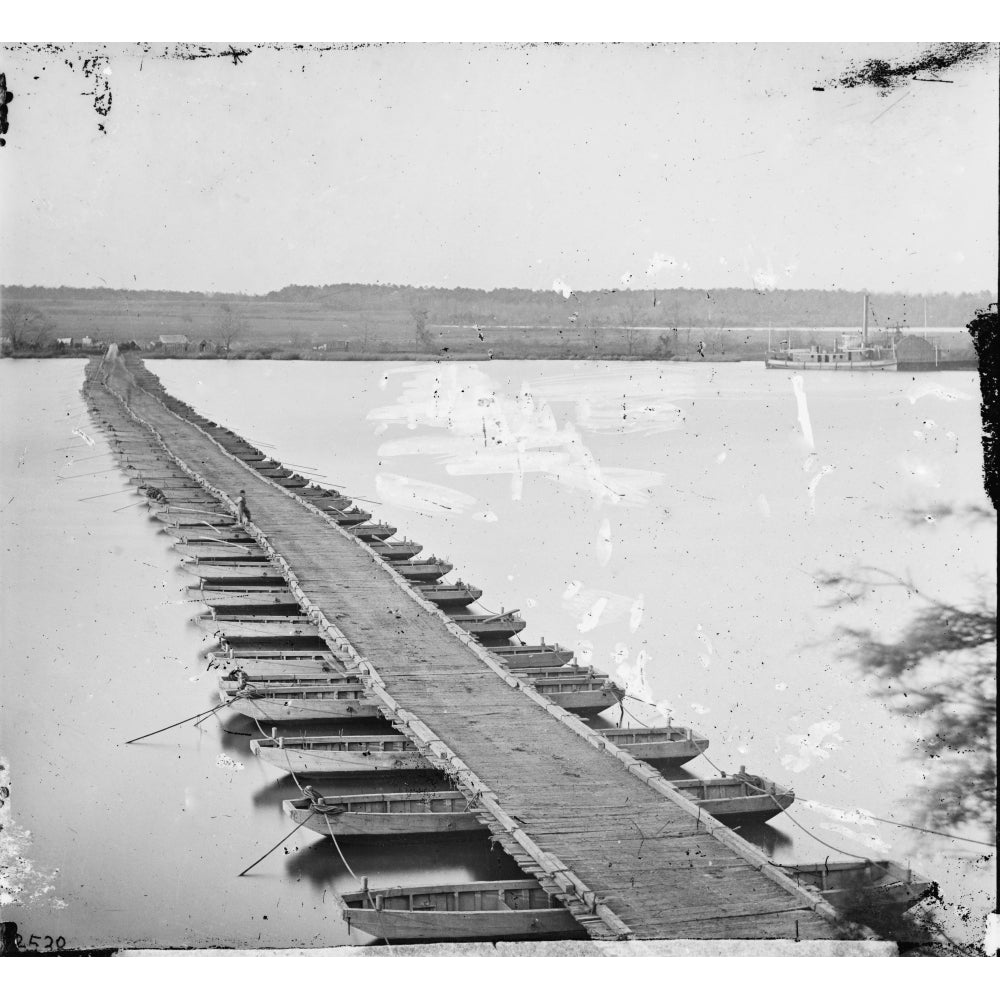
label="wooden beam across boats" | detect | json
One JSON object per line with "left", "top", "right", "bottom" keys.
{"left": 218, "top": 636, "right": 333, "bottom": 656}
{"left": 188, "top": 580, "right": 287, "bottom": 593}
{"left": 367, "top": 540, "right": 422, "bottom": 561}
{"left": 283, "top": 789, "right": 484, "bottom": 838}
{"left": 198, "top": 590, "right": 297, "bottom": 608}
{"left": 129, "top": 463, "right": 185, "bottom": 473}
{"left": 271, "top": 475, "right": 311, "bottom": 489}
{"left": 129, "top": 474, "right": 201, "bottom": 487}
{"left": 503, "top": 663, "right": 582, "bottom": 679}
{"left": 220, "top": 661, "right": 360, "bottom": 688}
{"left": 183, "top": 562, "right": 285, "bottom": 581}
{"left": 218, "top": 660, "right": 352, "bottom": 681}
{"left": 221, "top": 676, "right": 377, "bottom": 721}
{"left": 414, "top": 582, "right": 483, "bottom": 608}
{"left": 214, "top": 642, "right": 333, "bottom": 660}
{"left": 179, "top": 546, "right": 270, "bottom": 563}
{"left": 449, "top": 612, "right": 526, "bottom": 639}
{"left": 485, "top": 644, "right": 575, "bottom": 668}
{"left": 198, "top": 601, "right": 304, "bottom": 615}
{"left": 670, "top": 768, "right": 794, "bottom": 824}
{"left": 154, "top": 509, "right": 237, "bottom": 528}
{"left": 250, "top": 734, "right": 432, "bottom": 774}
{"left": 526, "top": 675, "right": 622, "bottom": 713}
{"left": 199, "top": 616, "right": 319, "bottom": 639}
{"left": 143, "top": 492, "right": 219, "bottom": 508}
{"left": 349, "top": 523, "right": 397, "bottom": 541}
{"left": 309, "top": 496, "right": 356, "bottom": 512}
{"left": 164, "top": 525, "right": 254, "bottom": 542}
{"left": 324, "top": 507, "right": 372, "bottom": 527}
{"left": 215, "top": 655, "right": 349, "bottom": 675}
{"left": 123, "top": 457, "right": 182, "bottom": 470}
{"left": 392, "top": 559, "right": 453, "bottom": 582}
{"left": 600, "top": 726, "right": 709, "bottom": 765}
{"left": 138, "top": 483, "right": 211, "bottom": 495}
{"left": 783, "top": 860, "right": 936, "bottom": 917}
{"left": 300, "top": 488, "right": 348, "bottom": 502}
{"left": 337, "top": 879, "right": 582, "bottom": 942}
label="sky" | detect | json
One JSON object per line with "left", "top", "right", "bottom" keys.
{"left": 1, "top": 41, "right": 997, "bottom": 295}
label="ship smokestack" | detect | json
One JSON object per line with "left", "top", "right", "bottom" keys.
{"left": 862, "top": 293, "right": 869, "bottom": 345}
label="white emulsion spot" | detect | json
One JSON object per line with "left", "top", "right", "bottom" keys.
{"left": 596, "top": 518, "right": 613, "bottom": 566}
{"left": 215, "top": 754, "right": 245, "bottom": 772}
{"left": 629, "top": 594, "right": 644, "bottom": 633}
{"left": 807, "top": 464, "right": 834, "bottom": 514}
{"left": 791, "top": 375, "right": 816, "bottom": 452}
{"left": 577, "top": 597, "right": 608, "bottom": 633}
{"left": 780, "top": 720, "right": 843, "bottom": 773}
{"left": 905, "top": 382, "right": 971, "bottom": 405}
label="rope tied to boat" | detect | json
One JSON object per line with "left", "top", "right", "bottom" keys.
{"left": 122, "top": 695, "right": 249, "bottom": 744}
{"left": 249, "top": 714, "right": 308, "bottom": 795}
{"left": 302, "top": 786, "right": 346, "bottom": 815}
{"left": 319, "top": 811, "right": 394, "bottom": 951}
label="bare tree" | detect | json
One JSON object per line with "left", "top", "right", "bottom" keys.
{"left": 216, "top": 303, "right": 248, "bottom": 358}
{"left": 577, "top": 302, "right": 603, "bottom": 355}
{"left": 1, "top": 301, "right": 54, "bottom": 351}
{"left": 619, "top": 302, "right": 643, "bottom": 357}
{"left": 359, "top": 315, "right": 373, "bottom": 354}
{"left": 412, "top": 308, "right": 433, "bottom": 352}
{"left": 656, "top": 331, "right": 677, "bottom": 358}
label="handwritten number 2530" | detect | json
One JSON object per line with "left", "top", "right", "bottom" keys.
{"left": 14, "top": 933, "right": 66, "bottom": 952}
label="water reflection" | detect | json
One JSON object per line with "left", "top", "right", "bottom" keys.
{"left": 732, "top": 822, "right": 793, "bottom": 855}
{"left": 284, "top": 830, "right": 517, "bottom": 890}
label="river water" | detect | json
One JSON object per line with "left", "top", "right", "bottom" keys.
{"left": 1, "top": 357, "right": 994, "bottom": 949}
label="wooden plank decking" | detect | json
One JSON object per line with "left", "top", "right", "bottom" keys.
{"left": 87, "top": 356, "right": 865, "bottom": 943}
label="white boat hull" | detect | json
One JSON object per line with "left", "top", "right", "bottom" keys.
{"left": 338, "top": 880, "right": 581, "bottom": 942}
{"left": 208, "top": 620, "right": 318, "bottom": 638}
{"left": 252, "top": 745, "right": 429, "bottom": 775}
{"left": 678, "top": 789, "right": 794, "bottom": 823}
{"left": 283, "top": 797, "right": 484, "bottom": 837}
{"left": 343, "top": 907, "right": 581, "bottom": 942}
{"left": 541, "top": 689, "right": 619, "bottom": 712}
{"left": 227, "top": 694, "right": 379, "bottom": 721}
{"left": 605, "top": 735, "right": 709, "bottom": 764}
{"left": 185, "top": 564, "right": 283, "bottom": 580}
{"left": 765, "top": 358, "right": 896, "bottom": 371}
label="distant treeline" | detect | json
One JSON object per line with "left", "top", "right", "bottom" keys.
{"left": 4, "top": 283, "right": 992, "bottom": 329}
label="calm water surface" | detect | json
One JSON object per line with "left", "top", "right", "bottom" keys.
{"left": 2, "top": 358, "right": 994, "bottom": 948}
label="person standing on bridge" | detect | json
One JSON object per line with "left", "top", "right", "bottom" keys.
{"left": 236, "top": 489, "right": 252, "bottom": 525}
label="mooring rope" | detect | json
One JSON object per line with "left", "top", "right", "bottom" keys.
{"left": 302, "top": 760, "right": 395, "bottom": 949}
{"left": 248, "top": 714, "right": 308, "bottom": 795}
{"left": 619, "top": 692, "right": 998, "bottom": 855}
{"left": 236, "top": 812, "right": 315, "bottom": 877}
